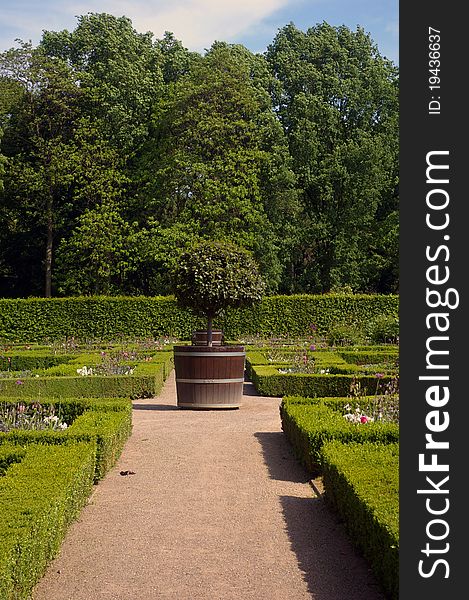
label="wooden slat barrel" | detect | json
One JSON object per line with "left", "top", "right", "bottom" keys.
{"left": 174, "top": 345, "right": 245, "bottom": 409}
{"left": 191, "top": 330, "right": 223, "bottom": 346}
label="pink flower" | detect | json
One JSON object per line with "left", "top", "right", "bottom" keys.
{"left": 375, "top": 373, "right": 384, "bottom": 378}
{"left": 360, "top": 415, "right": 369, "bottom": 424}
{"left": 15, "top": 380, "right": 24, "bottom": 385}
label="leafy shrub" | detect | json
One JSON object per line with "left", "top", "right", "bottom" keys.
{"left": 250, "top": 364, "right": 396, "bottom": 398}
{"left": 326, "top": 323, "right": 366, "bottom": 346}
{"left": 279, "top": 400, "right": 399, "bottom": 474}
{"left": 0, "top": 397, "right": 132, "bottom": 481}
{"left": 365, "top": 314, "right": 399, "bottom": 344}
{"left": 172, "top": 240, "right": 265, "bottom": 345}
{"left": 0, "top": 294, "right": 398, "bottom": 342}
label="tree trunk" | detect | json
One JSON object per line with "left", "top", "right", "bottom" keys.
{"left": 45, "top": 201, "right": 53, "bottom": 298}
{"left": 207, "top": 315, "right": 213, "bottom": 347}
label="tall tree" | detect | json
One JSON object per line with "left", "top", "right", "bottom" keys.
{"left": 0, "top": 41, "right": 128, "bottom": 297}
{"left": 40, "top": 13, "right": 164, "bottom": 155}
{"left": 137, "top": 42, "right": 299, "bottom": 292}
{"left": 0, "top": 42, "right": 82, "bottom": 296}
{"left": 266, "top": 22, "right": 399, "bottom": 292}
{"left": 55, "top": 200, "right": 140, "bottom": 295}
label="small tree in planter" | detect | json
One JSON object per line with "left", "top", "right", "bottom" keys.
{"left": 171, "top": 240, "right": 265, "bottom": 408}
{"left": 172, "top": 240, "right": 265, "bottom": 346}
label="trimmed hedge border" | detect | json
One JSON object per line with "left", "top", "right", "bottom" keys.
{"left": 279, "top": 397, "right": 399, "bottom": 474}
{"left": 245, "top": 347, "right": 398, "bottom": 380}
{"left": 0, "top": 441, "right": 96, "bottom": 600}
{"left": 250, "top": 364, "right": 396, "bottom": 398}
{"left": 320, "top": 441, "right": 399, "bottom": 600}
{"left": 0, "top": 352, "right": 74, "bottom": 371}
{"left": 0, "top": 361, "right": 171, "bottom": 400}
{"left": 0, "top": 398, "right": 132, "bottom": 481}
{"left": 0, "top": 294, "right": 398, "bottom": 342}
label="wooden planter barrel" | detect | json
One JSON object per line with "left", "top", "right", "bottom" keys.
{"left": 174, "top": 345, "right": 245, "bottom": 409}
{"left": 191, "top": 330, "right": 223, "bottom": 346}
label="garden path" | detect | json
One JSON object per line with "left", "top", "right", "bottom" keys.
{"left": 32, "top": 371, "right": 387, "bottom": 600}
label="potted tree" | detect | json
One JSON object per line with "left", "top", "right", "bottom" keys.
{"left": 171, "top": 240, "right": 265, "bottom": 409}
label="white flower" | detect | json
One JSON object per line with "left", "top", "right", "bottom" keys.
{"left": 44, "top": 415, "right": 59, "bottom": 423}
{"left": 77, "top": 366, "right": 93, "bottom": 376}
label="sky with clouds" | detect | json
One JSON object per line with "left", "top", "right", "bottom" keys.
{"left": 0, "top": 0, "right": 398, "bottom": 64}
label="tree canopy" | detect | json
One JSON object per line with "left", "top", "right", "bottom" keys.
{"left": 0, "top": 14, "right": 399, "bottom": 298}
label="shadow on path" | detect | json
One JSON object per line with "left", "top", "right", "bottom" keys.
{"left": 279, "top": 496, "right": 386, "bottom": 600}
{"left": 242, "top": 380, "right": 261, "bottom": 396}
{"left": 132, "top": 403, "right": 179, "bottom": 411}
{"left": 254, "top": 431, "right": 310, "bottom": 483}
{"left": 255, "top": 430, "right": 387, "bottom": 600}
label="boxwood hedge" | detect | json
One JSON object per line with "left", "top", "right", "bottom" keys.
{"left": 320, "top": 441, "right": 399, "bottom": 600}
{"left": 0, "top": 397, "right": 132, "bottom": 481}
{"left": 250, "top": 365, "right": 395, "bottom": 398}
{"left": 0, "top": 441, "right": 96, "bottom": 600}
{"left": 279, "top": 399, "right": 399, "bottom": 474}
{"left": 0, "top": 294, "right": 398, "bottom": 342}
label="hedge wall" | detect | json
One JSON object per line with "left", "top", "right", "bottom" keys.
{"left": 0, "top": 294, "right": 398, "bottom": 342}
{"left": 320, "top": 441, "right": 399, "bottom": 600}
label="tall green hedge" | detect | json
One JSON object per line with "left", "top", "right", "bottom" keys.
{"left": 0, "top": 294, "right": 398, "bottom": 342}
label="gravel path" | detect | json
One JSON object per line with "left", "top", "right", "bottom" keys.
{"left": 32, "top": 371, "right": 387, "bottom": 600}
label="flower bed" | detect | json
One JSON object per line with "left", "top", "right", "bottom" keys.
{"left": 245, "top": 342, "right": 398, "bottom": 397}
{"left": 0, "top": 397, "right": 132, "bottom": 481}
{"left": 0, "top": 350, "right": 174, "bottom": 399}
{"left": 280, "top": 397, "right": 399, "bottom": 474}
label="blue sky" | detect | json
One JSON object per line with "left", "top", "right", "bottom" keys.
{"left": 0, "top": 0, "right": 398, "bottom": 65}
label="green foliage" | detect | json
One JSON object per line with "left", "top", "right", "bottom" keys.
{"left": 0, "top": 368, "right": 165, "bottom": 400}
{"left": 325, "top": 323, "right": 367, "bottom": 346}
{"left": 55, "top": 200, "right": 141, "bottom": 295}
{"left": 65, "top": 410, "right": 132, "bottom": 481}
{"left": 0, "top": 442, "right": 96, "bottom": 599}
{"left": 136, "top": 42, "right": 299, "bottom": 292}
{"left": 0, "top": 16, "right": 398, "bottom": 297}
{"left": 0, "top": 352, "right": 72, "bottom": 371}
{"left": 279, "top": 399, "right": 399, "bottom": 474}
{"left": 41, "top": 13, "right": 164, "bottom": 153}
{"left": 0, "top": 294, "right": 399, "bottom": 342}
{"left": 338, "top": 349, "right": 398, "bottom": 365}
{"left": 0, "top": 397, "right": 132, "bottom": 481}
{"left": 250, "top": 364, "right": 395, "bottom": 398}
{"left": 266, "top": 22, "right": 399, "bottom": 292}
{"left": 0, "top": 443, "right": 26, "bottom": 475}
{"left": 365, "top": 314, "right": 400, "bottom": 344}
{"left": 320, "top": 441, "right": 399, "bottom": 600}
{"left": 0, "top": 42, "right": 84, "bottom": 297}
{"left": 172, "top": 241, "right": 265, "bottom": 320}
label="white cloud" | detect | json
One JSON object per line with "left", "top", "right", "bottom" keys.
{"left": 69, "top": 0, "right": 291, "bottom": 50}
